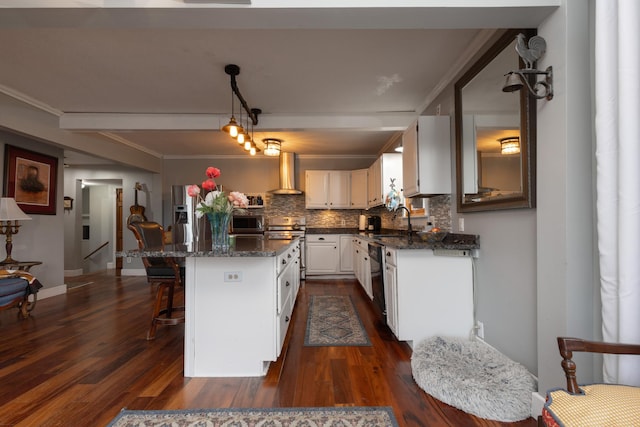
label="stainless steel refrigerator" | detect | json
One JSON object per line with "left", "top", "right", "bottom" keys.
{"left": 171, "top": 185, "right": 210, "bottom": 249}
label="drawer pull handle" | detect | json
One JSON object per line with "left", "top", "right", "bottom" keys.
{"left": 318, "top": 237, "right": 325, "bottom": 240}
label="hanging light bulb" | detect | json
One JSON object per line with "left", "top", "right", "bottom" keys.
{"left": 221, "top": 90, "right": 243, "bottom": 137}
{"left": 250, "top": 145, "right": 257, "bottom": 155}
{"left": 237, "top": 132, "right": 246, "bottom": 144}
{"left": 244, "top": 140, "right": 252, "bottom": 151}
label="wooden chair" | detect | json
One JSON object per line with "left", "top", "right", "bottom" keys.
{"left": 127, "top": 221, "right": 185, "bottom": 340}
{"left": 540, "top": 336, "right": 640, "bottom": 426}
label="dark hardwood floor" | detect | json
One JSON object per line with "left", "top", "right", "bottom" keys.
{"left": 0, "top": 272, "right": 536, "bottom": 426}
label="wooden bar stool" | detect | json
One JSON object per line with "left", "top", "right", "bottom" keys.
{"left": 127, "top": 221, "right": 185, "bottom": 340}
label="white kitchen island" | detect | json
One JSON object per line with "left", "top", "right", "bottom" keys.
{"left": 123, "top": 236, "right": 301, "bottom": 378}
{"left": 184, "top": 237, "right": 300, "bottom": 377}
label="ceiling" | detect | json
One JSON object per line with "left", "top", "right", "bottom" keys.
{"left": 0, "top": 2, "right": 557, "bottom": 167}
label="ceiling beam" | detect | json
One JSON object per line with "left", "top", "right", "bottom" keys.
{"left": 59, "top": 112, "right": 417, "bottom": 132}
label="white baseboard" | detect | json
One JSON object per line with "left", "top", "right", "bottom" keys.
{"left": 120, "top": 268, "right": 147, "bottom": 276}
{"left": 531, "top": 391, "right": 545, "bottom": 418}
{"left": 64, "top": 269, "right": 84, "bottom": 277}
{"left": 38, "top": 284, "right": 67, "bottom": 299}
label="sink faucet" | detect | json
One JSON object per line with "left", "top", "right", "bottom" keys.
{"left": 393, "top": 205, "right": 413, "bottom": 243}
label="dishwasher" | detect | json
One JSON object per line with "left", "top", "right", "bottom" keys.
{"left": 368, "top": 241, "right": 386, "bottom": 324}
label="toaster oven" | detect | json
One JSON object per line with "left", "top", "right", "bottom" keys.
{"left": 231, "top": 214, "right": 265, "bottom": 235}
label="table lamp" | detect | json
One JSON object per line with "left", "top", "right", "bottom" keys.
{"left": 0, "top": 197, "right": 31, "bottom": 264}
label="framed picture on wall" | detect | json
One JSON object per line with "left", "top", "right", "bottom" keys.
{"left": 4, "top": 144, "right": 58, "bottom": 215}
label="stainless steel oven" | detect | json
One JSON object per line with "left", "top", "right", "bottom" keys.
{"left": 265, "top": 216, "right": 306, "bottom": 279}
{"left": 231, "top": 214, "right": 265, "bottom": 235}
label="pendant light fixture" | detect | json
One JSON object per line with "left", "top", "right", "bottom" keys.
{"left": 221, "top": 64, "right": 262, "bottom": 156}
{"left": 263, "top": 138, "right": 282, "bottom": 157}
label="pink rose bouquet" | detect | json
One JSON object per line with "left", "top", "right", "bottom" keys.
{"left": 189, "top": 167, "right": 248, "bottom": 218}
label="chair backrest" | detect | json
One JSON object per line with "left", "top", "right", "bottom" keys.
{"left": 127, "top": 221, "right": 181, "bottom": 280}
{"left": 557, "top": 336, "right": 640, "bottom": 393}
{"left": 128, "top": 221, "right": 166, "bottom": 251}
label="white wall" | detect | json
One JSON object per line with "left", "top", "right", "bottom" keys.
{"left": 536, "top": 0, "right": 598, "bottom": 393}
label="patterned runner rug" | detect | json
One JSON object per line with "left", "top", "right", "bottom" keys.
{"left": 107, "top": 406, "right": 398, "bottom": 427}
{"left": 304, "top": 295, "right": 371, "bottom": 346}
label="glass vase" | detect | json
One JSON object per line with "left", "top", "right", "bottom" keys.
{"left": 206, "top": 211, "right": 232, "bottom": 253}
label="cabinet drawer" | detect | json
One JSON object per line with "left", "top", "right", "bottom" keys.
{"left": 306, "top": 234, "right": 338, "bottom": 244}
{"left": 385, "top": 247, "right": 397, "bottom": 266}
{"left": 276, "top": 246, "right": 297, "bottom": 275}
{"left": 278, "top": 267, "right": 294, "bottom": 314}
{"left": 276, "top": 294, "right": 294, "bottom": 356}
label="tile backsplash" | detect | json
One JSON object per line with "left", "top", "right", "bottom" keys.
{"left": 259, "top": 194, "right": 451, "bottom": 231}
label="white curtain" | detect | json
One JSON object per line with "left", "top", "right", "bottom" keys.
{"left": 596, "top": 0, "right": 640, "bottom": 386}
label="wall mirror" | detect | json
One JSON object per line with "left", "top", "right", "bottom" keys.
{"left": 455, "top": 29, "right": 536, "bottom": 212}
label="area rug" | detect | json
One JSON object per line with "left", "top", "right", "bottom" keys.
{"left": 107, "top": 406, "right": 398, "bottom": 427}
{"left": 411, "top": 336, "right": 536, "bottom": 422}
{"left": 304, "top": 295, "right": 371, "bottom": 346}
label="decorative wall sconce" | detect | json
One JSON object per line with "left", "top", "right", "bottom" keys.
{"left": 64, "top": 196, "right": 74, "bottom": 211}
{"left": 499, "top": 136, "right": 520, "bottom": 155}
{"left": 502, "top": 33, "right": 553, "bottom": 101}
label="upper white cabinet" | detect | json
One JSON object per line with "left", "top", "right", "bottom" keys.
{"left": 402, "top": 116, "right": 451, "bottom": 197}
{"left": 350, "top": 169, "right": 368, "bottom": 209}
{"left": 305, "top": 170, "right": 351, "bottom": 209}
{"left": 368, "top": 153, "right": 403, "bottom": 208}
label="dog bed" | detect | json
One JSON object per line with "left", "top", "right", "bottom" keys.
{"left": 411, "top": 336, "right": 536, "bottom": 422}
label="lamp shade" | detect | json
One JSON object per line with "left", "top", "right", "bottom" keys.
{"left": 0, "top": 198, "right": 31, "bottom": 221}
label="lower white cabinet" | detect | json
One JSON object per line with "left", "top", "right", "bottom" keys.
{"left": 383, "top": 248, "right": 473, "bottom": 346}
{"left": 339, "top": 235, "right": 354, "bottom": 273}
{"left": 352, "top": 236, "right": 372, "bottom": 299}
{"left": 306, "top": 234, "right": 339, "bottom": 275}
{"left": 383, "top": 248, "right": 398, "bottom": 336}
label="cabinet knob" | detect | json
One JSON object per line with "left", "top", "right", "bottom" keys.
{"left": 282, "top": 259, "right": 287, "bottom": 265}
{"left": 386, "top": 251, "right": 391, "bottom": 256}
{"left": 286, "top": 281, "right": 290, "bottom": 287}
{"left": 285, "top": 316, "right": 290, "bottom": 322}
{"left": 288, "top": 254, "right": 292, "bottom": 258}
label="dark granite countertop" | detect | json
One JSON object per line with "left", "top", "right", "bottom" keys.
{"left": 306, "top": 227, "right": 479, "bottom": 250}
{"left": 118, "top": 236, "right": 297, "bottom": 258}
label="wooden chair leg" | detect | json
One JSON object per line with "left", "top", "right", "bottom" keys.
{"left": 147, "top": 283, "right": 169, "bottom": 340}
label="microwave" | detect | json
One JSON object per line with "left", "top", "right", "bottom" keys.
{"left": 231, "top": 214, "right": 265, "bottom": 234}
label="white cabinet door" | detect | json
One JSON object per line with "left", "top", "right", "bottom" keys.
{"left": 306, "top": 170, "right": 351, "bottom": 209}
{"left": 402, "top": 120, "right": 420, "bottom": 196}
{"left": 328, "top": 171, "right": 351, "bottom": 208}
{"left": 384, "top": 261, "right": 398, "bottom": 337}
{"left": 306, "top": 235, "right": 339, "bottom": 275}
{"left": 350, "top": 169, "right": 368, "bottom": 209}
{"left": 402, "top": 116, "right": 451, "bottom": 197}
{"left": 339, "top": 235, "right": 354, "bottom": 273}
{"left": 367, "top": 157, "right": 381, "bottom": 207}
{"left": 394, "top": 250, "right": 473, "bottom": 344}
{"left": 305, "top": 170, "right": 329, "bottom": 208}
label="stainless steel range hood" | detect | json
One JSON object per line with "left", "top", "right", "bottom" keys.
{"left": 270, "top": 152, "right": 303, "bottom": 195}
